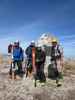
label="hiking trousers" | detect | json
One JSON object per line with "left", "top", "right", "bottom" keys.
{"left": 9, "top": 60, "right": 23, "bottom": 75}
{"left": 36, "top": 62, "right": 46, "bottom": 82}
{"left": 51, "top": 59, "right": 63, "bottom": 79}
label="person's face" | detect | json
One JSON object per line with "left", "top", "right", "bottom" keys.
{"left": 52, "top": 42, "right": 57, "bottom": 46}
{"left": 31, "top": 43, "right": 35, "bottom": 47}
{"left": 17, "top": 42, "right": 19, "bottom": 47}
{"left": 38, "top": 47, "right": 41, "bottom": 51}
{"left": 14, "top": 43, "right": 19, "bottom": 47}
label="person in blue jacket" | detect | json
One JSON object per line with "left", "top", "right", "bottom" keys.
{"left": 13, "top": 41, "right": 24, "bottom": 76}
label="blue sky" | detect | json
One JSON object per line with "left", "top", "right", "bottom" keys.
{"left": 0, "top": 0, "right": 75, "bottom": 58}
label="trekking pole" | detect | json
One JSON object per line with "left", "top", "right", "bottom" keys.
{"left": 12, "top": 62, "right": 16, "bottom": 80}
{"left": 24, "top": 58, "right": 28, "bottom": 78}
{"left": 32, "top": 47, "right": 37, "bottom": 87}
{"left": 26, "top": 67, "right": 28, "bottom": 78}
{"left": 33, "top": 62, "right": 36, "bottom": 87}
{"left": 34, "top": 72, "right": 36, "bottom": 87}
{"left": 9, "top": 62, "right": 12, "bottom": 79}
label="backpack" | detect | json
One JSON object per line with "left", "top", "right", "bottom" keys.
{"left": 36, "top": 47, "right": 46, "bottom": 63}
{"left": 48, "top": 63, "right": 59, "bottom": 79}
{"left": 25, "top": 45, "right": 33, "bottom": 59}
{"left": 8, "top": 44, "right": 13, "bottom": 53}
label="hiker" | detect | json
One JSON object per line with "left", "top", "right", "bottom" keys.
{"left": 8, "top": 43, "right": 14, "bottom": 78}
{"left": 25, "top": 41, "right": 36, "bottom": 77}
{"left": 12, "top": 41, "right": 24, "bottom": 78}
{"left": 8, "top": 43, "right": 13, "bottom": 54}
{"left": 35, "top": 45, "right": 46, "bottom": 84}
{"left": 51, "top": 38, "right": 63, "bottom": 86}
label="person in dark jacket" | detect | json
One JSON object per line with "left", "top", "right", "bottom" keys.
{"left": 25, "top": 41, "right": 35, "bottom": 77}
{"left": 35, "top": 45, "right": 46, "bottom": 83}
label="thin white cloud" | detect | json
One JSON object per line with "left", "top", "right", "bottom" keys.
{"left": 0, "top": 35, "right": 29, "bottom": 54}
{"left": 59, "top": 34, "right": 75, "bottom": 40}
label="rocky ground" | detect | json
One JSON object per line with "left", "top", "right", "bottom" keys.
{"left": 0, "top": 59, "right": 75, "bottom": 100}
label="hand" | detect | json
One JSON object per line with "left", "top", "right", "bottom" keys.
{"left": 32, "top": 71, "right": 36, "bottom": 76}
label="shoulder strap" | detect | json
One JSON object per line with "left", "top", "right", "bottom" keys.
{"left": 57, "top": 45, "right": 61, "bottom": 55}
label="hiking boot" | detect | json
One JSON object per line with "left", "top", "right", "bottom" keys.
{"left": 56, "top": 79, "right": 62, "bottom": 87}
{"left": 57, "top": 82, "right": 62, "bottom": 87}
{"left": 41, "top": 82, "right": 45, "bottom": 86}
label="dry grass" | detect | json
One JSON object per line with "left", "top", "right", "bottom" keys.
{"left": 63, "top": 59, "right": 75, "bottom": 76}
